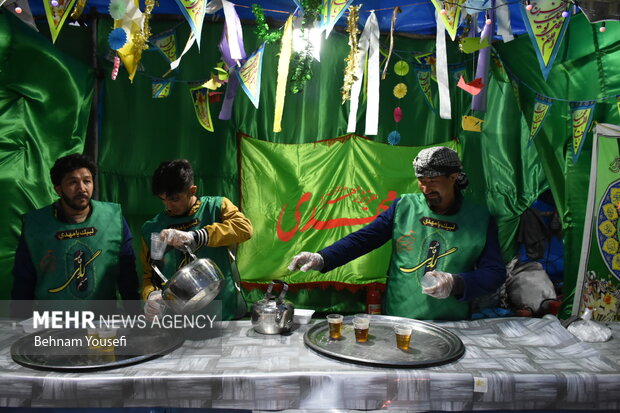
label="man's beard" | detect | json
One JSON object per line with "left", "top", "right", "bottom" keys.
{"left": 424, "top": 192, "right": 443, "bottom": 207}
{"left": 60, "top": 191, "right": 90, "bottom": 211}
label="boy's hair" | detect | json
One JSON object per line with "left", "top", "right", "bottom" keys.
{"left": 50, "top": 154, "right": 97, "bottom": 186}
{"left": 151, "top": 159, "right": 195, "bottom": 196}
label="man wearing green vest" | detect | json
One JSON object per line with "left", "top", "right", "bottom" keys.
{"left": 141, "top": 159, "right": 253, "bottom": 320}
{"left": 288, "top": 146, "right": 506, "bottom": 320}
{"left": 11, "top": 154, "right": 140, "bottom": 305}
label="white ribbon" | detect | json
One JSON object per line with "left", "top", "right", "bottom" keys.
{"left": 496, "top": 0, "right": 514, "bottom": 42}
{"left": 435, "top": 12, "right": 451, "bottom": 120}
{"left": 222, "top": 0, "right": 244, "bottom": 61}
{"left": 347, "top": 12, "right": 380, "bottom": 135}
{"left": 169, "top": 32, "right": 196, "bottom": 72}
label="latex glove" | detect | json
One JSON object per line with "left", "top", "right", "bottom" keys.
{"left": 160, "top": 228, "right": 196, "bottom": 251}
{"left": 421, "top": 270, "right": 454, "bottom": 299}
{"left": 144, "top": 290, "right": 165, "bottom": 320}
{"left": 288, "top": 252, "right": 324, "bottom": 272}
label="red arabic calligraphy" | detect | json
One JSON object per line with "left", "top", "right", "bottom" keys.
{"left": 276, "top": 188, "right": 397, "bottom": 242}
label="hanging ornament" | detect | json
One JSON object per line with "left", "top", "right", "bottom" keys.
{"left": 289, "top": 0, "right": 323, "bottom": 94}
{"left": 394, "top": 107, "right": 402, "bottom": 123}
{"left": 393, "top": 83, "right": 407, "bottom": 99}
{"left": 252, "top": 4, "right": 283, "bottom": 44}
{"left": 341, "top": 5, "right": 361, "bottom": 103}
{"left": 108, "top": 0, "right": 127, "bottom": 20}
{"left": 111, "top": 55, "right": 120, "bottom": 80}
{"left": 393, "top": 60, "right": 409, "bottom": 76}
{"left": 108, "top": 28, "right": 128, "bottom": 50}
{"left": 387, "top": 130, "right": 401, "bottom": 145}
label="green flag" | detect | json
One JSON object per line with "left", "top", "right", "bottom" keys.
{"left": 576, "top": 124, "right": 620, "bottom": 321}
{"left": 237, "top": 134, "right": 459, "bottom": 290}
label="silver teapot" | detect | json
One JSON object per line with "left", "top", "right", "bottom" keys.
{"left": 152, "top": 247, "right": 226, "bottom": 314}
{"left": 251, "top": 280, "right": 294, "bottom": 334}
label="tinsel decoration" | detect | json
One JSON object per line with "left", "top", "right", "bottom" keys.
{"left": 70, "top": 0, "right": 87, "bottom": 20}
{"left": 111, "top": 55, "right": 120, "bottom": 80}
{"left": 387, "top": 130, "right": 401, "bottom": 145}
{"left": 108, "top": 0, "right": 127, "bottom": 20}
{"left": 341, "top": 5, "right": 361, "bottom": 103}
{"left": 130, "top": 0, "right": 154, "bottom": 55}
{"left": 289, "top": 0, "right": 322, "bottom": 94}
{"left": 252, "top": 4, "right": 283, "bottom": 44}
{"left": 108, "top": 28, "right": 128, "bottom": 50}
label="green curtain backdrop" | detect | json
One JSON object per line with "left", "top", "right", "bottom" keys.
{"left": 0, "top": 12, "right": 93, "bottom": 297}
{"left": 0, "top": 11, "right": 618, "bottom": 318}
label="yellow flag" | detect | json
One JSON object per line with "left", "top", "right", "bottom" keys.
{"left": 44, "top": 0, "right": 77, "bottom": 43}
{"left": 114, "top": 0, "right": 145, "bottom": 82}
{"left": 462, "top": 115, "right": 484, "bottom": 132}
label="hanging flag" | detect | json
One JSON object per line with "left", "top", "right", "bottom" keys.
{"left": 273, "top": 15, "right": 294, "bottom": 133}
{"left": 414, "top": 65, "right": 435, "bottom": 111}
{"left": 152, "top": 78, "right": 173, "bottom": 98}
{"left": 174, "top": 0, "right": 207, "bottom": 49}
{"left": 346, "top": 11, "right": 380, "bottom": 136}
{"left": 150, "top": 29, "right": 178, "bottom": 64}
{"left": 570, "top": 100, "right": 597, "bottom": 163}
{"left": 414, "top": 52, "right": 436, "bottom": 81}
{"left": 528, "top": 95, "right": 553, "bottom": 146}
{"left": 238, "top": 135, "right": 460, "bottom": 293}
{"left": 189, "top": 83, "right": 214, "bottom": 131}
{"left": 323, "top": 0, "right": 355, "bottom": 38}
{"left": 43, "top": 0, "right": 77, "bottom": 43}
{"left": 574, "top": 123, "right": 620, "bottom": 321}
{"left": 520, "top": 0, "right": 572, "bottom": 80}
{"left": 237, "top": 43, "right": 266, "bottom": 109}
{"left": 431, "top": 0, "right": 466, "bottom": 41}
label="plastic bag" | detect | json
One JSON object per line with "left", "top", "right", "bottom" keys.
{"left": 567, "top": 308, "right": 612, "bottom": 342}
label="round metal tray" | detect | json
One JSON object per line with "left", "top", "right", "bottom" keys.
{"left": 304, "top": 315, "right": 464, "bottom": 368}
{"left": 11, "top": 327, "right": 184, "bottom": 371}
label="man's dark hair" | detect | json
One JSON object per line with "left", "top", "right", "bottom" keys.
{"left": 151, "top": 159, "right": 195, "bottom": 197}
{"left": 50, "top": 154, "right": 97, "bottom": 186}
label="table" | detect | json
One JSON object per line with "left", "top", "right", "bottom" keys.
{"left": 0, "top": 316, "right": 619, "bottom": 411}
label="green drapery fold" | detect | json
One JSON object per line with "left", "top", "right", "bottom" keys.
{"left": 0, "top": 13, "right": 93, "bottom": 297}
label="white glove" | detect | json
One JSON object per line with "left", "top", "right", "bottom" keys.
{"left": 421, "top": 270, "right": 454, "bottom": 299}
{"left": 288, "top": 252, "right": 324, "bottom": 272}
{"left": 144, "top": 290, "right": 165, "bottom": 320}
{"left": 160, "top": 228, "right": 196, "bottom": 251}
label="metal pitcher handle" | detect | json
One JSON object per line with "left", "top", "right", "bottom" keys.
{"left": 271, "top": 279, "right": 289, "bottom": 302}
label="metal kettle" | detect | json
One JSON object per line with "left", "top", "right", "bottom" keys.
{"left": 251, "top": 280, "right": 294, "bottom": 334}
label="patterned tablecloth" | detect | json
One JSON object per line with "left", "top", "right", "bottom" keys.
{"left": 0, "top": 315, "right": 619, "bottom": 411}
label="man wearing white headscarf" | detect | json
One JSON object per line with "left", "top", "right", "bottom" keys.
{"left": 288, "top": 146, "right": 505, "bottom": 320}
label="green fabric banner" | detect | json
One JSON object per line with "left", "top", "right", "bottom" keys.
{"left": 237, "top": 135, "right": 458, "bottom": 292}
{"left": 575, "top": 124, "right": 620, "bottom": 321}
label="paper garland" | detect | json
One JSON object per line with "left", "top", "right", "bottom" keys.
{"left": 173, "top": 0, "right": 207, "bottom": 49}
{"left": 431, "top": 0, "right": 467, "bottom": 41}
{"left": 43, "top": 0, "right": 77, "bottom": 43}
{"left": 570, "top": 100, "right": 596, "bottom": 163}
{"left": 520, "top": 0, "right": 572, "bottom": 80}
{"left": 237, "top": 43, "right": 266, "bottom": 109}
{"left": 152, "top": 78, "right": 174, "bottom": 98}
{"left": 189, "top": 83, "right": 214, "bottom": 131}
{"left": 528, "top": 94, "right": 553, "bottom": 146}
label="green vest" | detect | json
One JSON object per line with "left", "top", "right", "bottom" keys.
{"left": 142, "top": 196, "right": 241, "bottom": 320}
{"left": 23, "top": 200, "right": 123, "bottom": 300}
{"left": 386, "top": 193, "right": 489, "bottom": 320}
